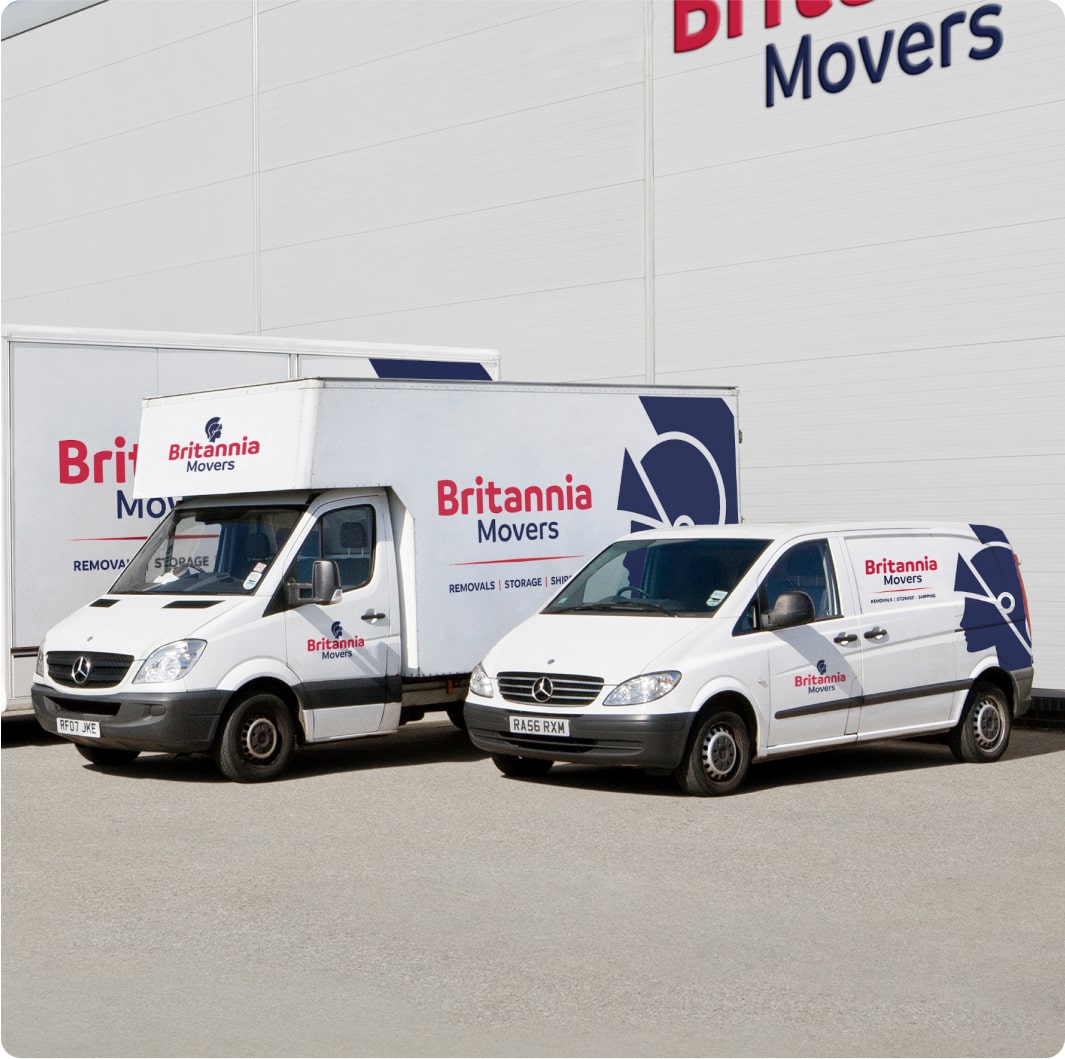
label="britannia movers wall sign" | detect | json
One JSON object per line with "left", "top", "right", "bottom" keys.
{"left": 674, "top": 0, "right": 1005, "bottom": 106}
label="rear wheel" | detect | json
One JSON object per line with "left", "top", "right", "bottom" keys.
{"left": 75, "top": 744, "right": 140, "bottom": 766}
{"left": 491, "top": 753, "right": 553, "bottom": 778}
{"left": 949, "top": 682, "right": 1011, "bottom": 763}
{"left": 213, "top": 692, "right": 295, "bottom": 782}
{"left": 674, "top": 709, "right": 750, "bottom": 796}
{"left": 446, "top": 704, "right": 467, "bottom": 731}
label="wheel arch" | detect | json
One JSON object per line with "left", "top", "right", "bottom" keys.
{"left": 218, "top": 677, "right": 304, "bottom": 745}
{"left": 688, "top": 689, "right": 760, "bottom": 759}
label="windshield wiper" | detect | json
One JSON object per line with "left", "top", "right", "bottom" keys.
{"left": 551, "top": 600, "right": 677, "bottom": 616}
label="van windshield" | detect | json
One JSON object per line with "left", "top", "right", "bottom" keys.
{"left": 110, "top": 505, "right": 304, "bottom": 596}
{"left": 545, "top": 537, "right": 770, "bottom": 617}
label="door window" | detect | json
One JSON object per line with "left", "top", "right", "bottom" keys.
{"left": 293, "top": 506, "right": 375, "bottom": 590}
{"left": 738, "top": 539, "right": 840, "bottom": 632}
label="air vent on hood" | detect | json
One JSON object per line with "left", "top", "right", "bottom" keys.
{"left": 162, "top": 600, "right": 222, "bottom": 610}
{"left": 90, "top": 598, "right": 119, "bottom": 608}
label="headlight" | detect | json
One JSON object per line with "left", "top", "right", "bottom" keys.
{"left": 35, "top": 646, "right": 46, "bottom": 677}
{"left": 133, "top": 640, "right": 206, "bottom": 684}
{"left": 469, "top": 662, "right": 494, "bottom": 699}
{"left": 603, "top": 670, "right": 681, "bottom": 706}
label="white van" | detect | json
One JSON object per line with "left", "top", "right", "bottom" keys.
{"left": 464, "top": 522, "right": 1034, "bottom": 795}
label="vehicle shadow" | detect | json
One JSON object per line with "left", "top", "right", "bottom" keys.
{"left": 21, "top": 718, "right": 491, "bottom": 784}
{"left": 518, "top": 728, "right": 1065, "bottom": 798}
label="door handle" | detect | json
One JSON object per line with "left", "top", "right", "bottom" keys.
{"left": 833, "top": 632, "right": 859, "bottom": 645}
{"left": 864, "top": 626, "right": 888, "bottom": 641}
{"left": 361, "top": 610, "right": 386, "bottom": 623}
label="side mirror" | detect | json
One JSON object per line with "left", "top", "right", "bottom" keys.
{"left": 766, "top": 590, "right": 815, "bottom": 630}
{"left": 285, "top": 560, "right": 342, "bottom": 607}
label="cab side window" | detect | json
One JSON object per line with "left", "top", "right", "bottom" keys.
{"left": 736, "top": 539, "right": 839, "bottom": 633}
{"left": 294, "top": 506, "right": 375, "bottom": 590}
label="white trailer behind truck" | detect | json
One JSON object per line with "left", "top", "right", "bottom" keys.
{"left": 31, "top": 377, "right": 741, "bottom": 780}
{"left": 1, "top": 326, "right": 500, "bottom": 713}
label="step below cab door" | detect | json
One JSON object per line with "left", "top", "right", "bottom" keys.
{"left": 284, "top": 496, "right": 400, "bottom": 741}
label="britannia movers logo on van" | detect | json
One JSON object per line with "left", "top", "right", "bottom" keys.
{"left": 167, "top": 417, "right": 263, "bottom": 475}
{"left": 673, "top": 1, "right": 1004, "bottom": 108}
{"left": 956, "top": 525, "right": 1033, "bottom": 671}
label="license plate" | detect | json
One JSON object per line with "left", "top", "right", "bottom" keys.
{"left": 509, "top": 715, "right": 570, "bottom": 737}
{"left": 58, "top": 717, "right": 100, "bottom": 738}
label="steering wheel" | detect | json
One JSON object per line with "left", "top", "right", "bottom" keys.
{"left": 614, "top": 585, "right": 649, "bottom": 600}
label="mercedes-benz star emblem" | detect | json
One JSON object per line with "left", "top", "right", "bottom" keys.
{"left": 71, "top": 656, "right": 92, "bottom": 685}
{"left": 532, "top": 676, "right": 554, "bottom": 703}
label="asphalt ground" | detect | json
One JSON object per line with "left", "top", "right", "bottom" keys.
{"left": 2, "top": 715, "right": 1063, "bottom": 1059}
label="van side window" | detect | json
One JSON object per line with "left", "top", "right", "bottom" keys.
{"left": 294, "top": 506, "right": 375, "bottom": 590}
{"left": 736, "top": 539, "right": 839, "bottom": 633}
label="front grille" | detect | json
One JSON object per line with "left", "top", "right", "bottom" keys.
{"left": 47, "top": 651, "right": 133, "bottom": 689}
{"left": 498, "top": 671, "right": 604, "bottom": 707}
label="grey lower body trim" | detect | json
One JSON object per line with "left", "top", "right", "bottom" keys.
{"left": 464, "top": 702, "right": 692, "bottom": 769}
{"left": 775, "top": 679, "right": 972, "bottom": 721}
{"left": 31, "top": 684, "right": 229, "bottom": 753}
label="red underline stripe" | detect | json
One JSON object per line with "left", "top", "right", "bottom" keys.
{"left": 450, "top": 554, "right": 585, "bottom": 567}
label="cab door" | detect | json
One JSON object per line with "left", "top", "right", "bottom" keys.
{"left": 284, "top": 496, "right": 400, "bottom": 741}
{"left": 754, "top": 538, "right": 864, "bottom": 750}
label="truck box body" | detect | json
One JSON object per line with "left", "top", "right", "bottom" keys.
{"left": 0, "top": 326, "right": 499, "bottom": 712}
{"left": 30, "top": 377, "right": 741, "bottom": 780}
{"left": 130, "top": 379, "right": 741, "bottom": 678}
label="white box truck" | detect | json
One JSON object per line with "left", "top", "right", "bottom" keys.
{"left": 1, "top": 325, "right": 499, "bottom": 713}
{"left": 465, "top": 521, "right": 1034, "bottom": 795}
{"left": 30, "top": 377, "right": 742, "bottom": 780}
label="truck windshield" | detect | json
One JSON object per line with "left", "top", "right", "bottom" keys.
{"left": 545, "top": 537, "right": 770, "bottom": 617}
{"left": 110, "top": 505, "right": 304, "bottom": 596}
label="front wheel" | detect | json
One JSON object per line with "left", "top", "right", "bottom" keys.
{"left": 75, "top": 744, "right": 140, "bottom": 767}
{"left": 213, "top": 693, "right": 295, "bottom": 782}
{"left": 491, "top": 753, "right": 553, "bottom": 778}
{"left": 674, "top": 709, "right": 751, "bottom": 796}
{"left": 949, "top": 682, "right": 1011, "bottom": 763}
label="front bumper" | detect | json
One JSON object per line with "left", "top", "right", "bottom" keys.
{"left": 32, "top": 684, "right": 230, "bottom": 754}
{"left": 464, "top": 701, "right": 693, "bottom": 769}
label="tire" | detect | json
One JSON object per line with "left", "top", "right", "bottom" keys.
{"left": 948, "top": 681, "right": 1011, "bottom": 763}
{"left": 75, "top": 744, "right": 140, "bottom": 767}
{"left": 491, "top": 753, "right": 553, "bottom": 778}
{"left": 446, "top": 704, "right": 468, "bottom": 731}
{"left": 674, "top": 709, "right": 751, "bottom": 796}
{"left": 213, "top": 693, "right": 295, "bottom": 782}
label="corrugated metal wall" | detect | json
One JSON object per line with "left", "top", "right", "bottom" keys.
{"left": 2, "top": 0, "right": 1063, "bottom": 687}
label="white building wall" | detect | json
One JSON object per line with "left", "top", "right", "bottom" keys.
{"left": 2, "top": 0, "right": 1063, "bottom": 688}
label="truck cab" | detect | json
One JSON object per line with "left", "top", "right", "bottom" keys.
{"left": 32, "top": 488, "right": 414, "bottom": 780}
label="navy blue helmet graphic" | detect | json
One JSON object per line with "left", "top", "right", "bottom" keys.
{"left": 954, "top": 525, "right": 1033, "bottom": 671}
{"left": 617, "top": 396, "right": 738, "bottom": 531}
{"left": 205, "top": 416, "right": 223, "bottom": 443}
{"left": 331, "top": 621, "right": 345, "bottom": 641}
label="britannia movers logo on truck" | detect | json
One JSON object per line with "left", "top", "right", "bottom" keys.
{"left": 673, "top": 0, "right": 1004, "bottom": 108}
{"left": 167, "top": 416, "right": 263, "bottom": 474}
{"left": 443, "top": 395, "right": 737, "bottom": 598}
